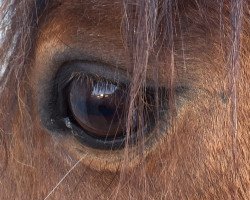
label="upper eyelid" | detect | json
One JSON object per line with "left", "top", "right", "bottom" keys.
{"left": 55, "top": 61, "right": 164, "bottom": 90}
{"left": 55, "top": 60, "right": 131, "bottom": 86}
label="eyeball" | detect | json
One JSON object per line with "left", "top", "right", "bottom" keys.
{"left": 44, "top": 61, "right": 167, "bottom": 150}
{"left": 68, "top": 76, "right": 127, "bottom": 139}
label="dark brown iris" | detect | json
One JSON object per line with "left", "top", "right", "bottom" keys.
{"left": 69, "top": 77, "right": 127, "bottom": 139}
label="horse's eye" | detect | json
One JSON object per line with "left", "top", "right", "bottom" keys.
{"left": 49, "top": 61, "right": 161, "bottom": 150}
{"left": 68, "top": 76, "right": 127, "bottom": 139}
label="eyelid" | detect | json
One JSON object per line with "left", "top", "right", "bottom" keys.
{"left": 55, "top": 60, "right": 131, "bottom": 87}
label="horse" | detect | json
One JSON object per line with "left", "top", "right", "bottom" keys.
{"left": 0, "top": 0, "right": 249, "bottom": 199}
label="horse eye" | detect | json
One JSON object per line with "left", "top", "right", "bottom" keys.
{"left": 68, "top": 76, "right": 127, "bottom": 139}
{"left": 49, "top": 61, "right": 161, "bottom": 150}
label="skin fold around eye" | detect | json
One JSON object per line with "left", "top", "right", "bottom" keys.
{"left": 35, "top": 59, "right": 191, "bottom": 159}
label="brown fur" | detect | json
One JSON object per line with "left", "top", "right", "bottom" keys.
{"left": 0, "top": 0, "right": 249, "bottom": 199}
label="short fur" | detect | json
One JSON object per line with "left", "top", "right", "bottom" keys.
{"left": 0, "top": 0, "right": 249, "bottom": 199}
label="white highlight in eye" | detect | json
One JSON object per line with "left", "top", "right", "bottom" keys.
{"left": 63, "top": 117, "right": 72, "bottom": 129}
{"left": 91, "top": 81, "right": 117, "bottom": 98}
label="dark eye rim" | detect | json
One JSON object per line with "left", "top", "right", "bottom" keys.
{"left": 54, "top": 61, "right": 160, "bottom": 150}
{"left": 39, "top": 60, "right": 187, "bottom": 150}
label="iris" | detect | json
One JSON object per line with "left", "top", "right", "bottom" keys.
{"left": 69, "top": 76, "right": 127, "bottom": 139}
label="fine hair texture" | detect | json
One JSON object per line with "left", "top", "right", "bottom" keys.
{"left": 0, "top": 0, "right": 249, "bottom": 199}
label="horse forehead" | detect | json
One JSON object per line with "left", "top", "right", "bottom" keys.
{"left": 58, "top": 0, "right": 123, "bottom": 16}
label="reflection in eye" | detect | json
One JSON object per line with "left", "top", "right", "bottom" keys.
{"left": 91, "top": 82, "right": 118, "bottom": 98}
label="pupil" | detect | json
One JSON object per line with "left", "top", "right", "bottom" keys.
{"left": 68, "top": 77, "right": 126, "bottom": 138}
